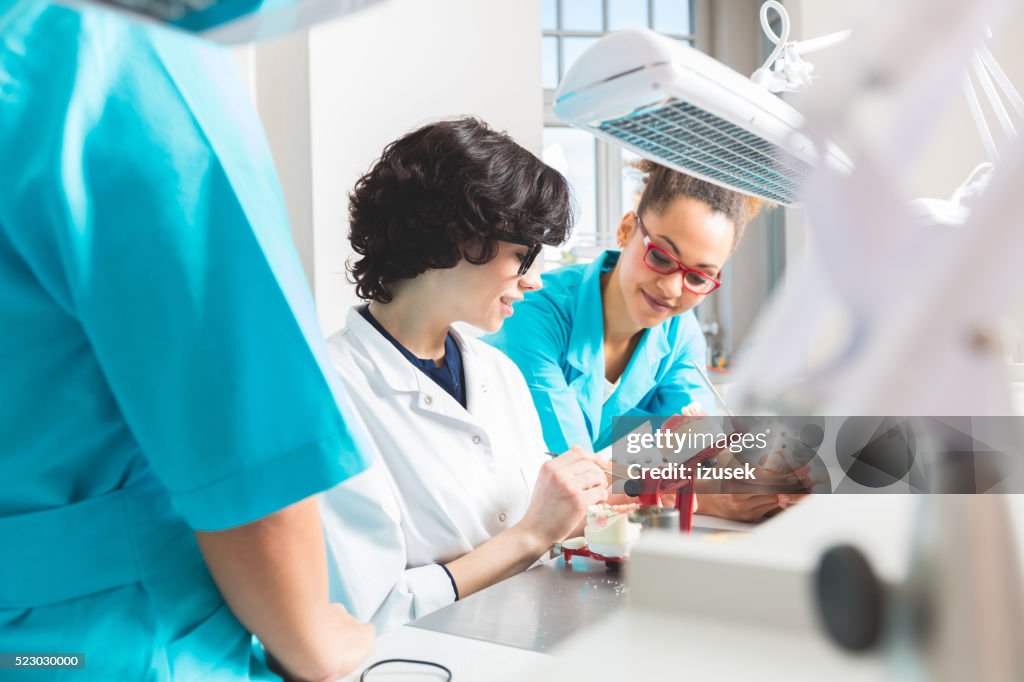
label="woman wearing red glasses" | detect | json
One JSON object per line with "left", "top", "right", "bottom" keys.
{"left": 486, "top": 160, "right": 779, "bottom": 522}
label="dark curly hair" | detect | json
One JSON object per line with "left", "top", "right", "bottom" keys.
{"left": 633, "top": 160, "right": 771, "bottom": 250}
{"left": 347, "top": 117, "right": 574, "bottom": 303}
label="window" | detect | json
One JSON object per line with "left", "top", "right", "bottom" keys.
{"left": 541, "top": 0, "right": 699, "bottom": 263}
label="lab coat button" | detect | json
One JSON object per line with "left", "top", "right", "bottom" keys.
{"left": 423, "top": 395, "right": 433, "bottom": 406}
{"left": 472, "top": 435, "right": 481, "bottom": 445}
{"left": 498, "top": 511, "right": 508, "bottom": 522}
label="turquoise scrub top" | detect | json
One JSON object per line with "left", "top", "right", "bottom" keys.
{"left": 0, "top": 2, "right": 370, "bottom": 679}
{"left": 485, "top": 251, "right": 714, "bottom": 454}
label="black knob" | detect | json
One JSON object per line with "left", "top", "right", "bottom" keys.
{"left": 623, "top": 479, "right": 643, "bottom": 497}
{"left": 815, "top": 544, "right": 885, "bottom": 652}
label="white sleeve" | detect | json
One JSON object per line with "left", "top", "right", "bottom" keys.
{"left": 319, "top": 463, "right": 456, "bottom": 635}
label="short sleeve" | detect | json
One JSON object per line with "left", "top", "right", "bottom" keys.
{"left": 0, "top": 14, "right": 369, "bottom": 530}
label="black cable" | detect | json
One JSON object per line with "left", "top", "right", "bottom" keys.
{"left": 359, "top": 658, "right": 453, "bottom": 681}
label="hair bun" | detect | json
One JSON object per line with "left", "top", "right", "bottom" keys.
{"left": 628, "top": 159, "right": 775, "bottom": 251}
{"left": 744, "top": 196, "right": 772, "bottom": 222}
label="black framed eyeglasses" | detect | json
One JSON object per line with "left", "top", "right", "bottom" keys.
{"left": 493, "top": 229, "right": 542, "bottom": 277}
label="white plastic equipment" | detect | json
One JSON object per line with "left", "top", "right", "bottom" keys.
{"left": 552, "top": 28, "right": 852, "bottom": 206}
{"left": 730, "top": 0, "right": 1024, "bottom": 677}
{"left": 542, "top": 0, "right": 1024, "bottom": 679}
{"left": 751, "top": 0, "right": 852, "bottom": 93}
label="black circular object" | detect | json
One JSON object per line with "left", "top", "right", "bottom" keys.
{"left": 815, "top": 544, "right": 885, "bottom": 652}
{"left": 836, "top": 417, "right": 916, "bottom": 487}
{"left": 359, "top": 658, "right": 452, "bottom": 681}
{"left": 800, "top": 423, "right": 825, "bottom": 449}
{"left": 623, "top": 478, "right": 643, "bottom": 497}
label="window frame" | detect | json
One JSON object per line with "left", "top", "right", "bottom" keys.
{"left": 542, "top": 0, "right": 712, "bottom": 260}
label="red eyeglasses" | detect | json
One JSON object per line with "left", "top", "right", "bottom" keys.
{"left": 634, "top": 213, "right": 722, "bottom": 295}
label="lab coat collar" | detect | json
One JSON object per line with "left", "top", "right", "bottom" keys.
{"left": 344, "top": 307, "right": 493, "bottom": 419}
{"left": 566, "top": 252, "right": 615, "bottom": 374}
{"left": 345, "top": 307, "right": 425, "bottom": 395}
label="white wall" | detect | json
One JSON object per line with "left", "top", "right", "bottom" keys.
{"left": 233, "top": 36, "right": 319, "bottom": 299}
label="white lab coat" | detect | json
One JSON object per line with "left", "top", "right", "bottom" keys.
{"left": 319, "top": 307, "right": 549, "bottom": 633}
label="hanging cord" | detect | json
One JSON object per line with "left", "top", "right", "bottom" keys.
{"left": 751, "top": 1, "right": 851, "bottom": 93}
{"left": 359, "top": 658, "right": 453, "bottom": 681}
{"left": 753, "top": 0, "right": 790, "bottom": 88}
{"left": 963, "top": 70, "right": 1000, "bottom": 162}
{"left": 977, "top": 44, "right": 1024, "bottom": 117}
{"left": 962, "top": 31, "right": 1022, "bottom": 164}
{"left": 946, "top": 30, "right": 1021, "bottom": 216}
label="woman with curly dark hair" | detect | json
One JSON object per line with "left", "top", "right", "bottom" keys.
{"left": 318, "top": 117, "right": 609, "bottom": 633}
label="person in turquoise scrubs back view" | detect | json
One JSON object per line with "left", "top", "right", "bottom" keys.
{"left": 0, "top": 2, "right": 374, "bottom": 679}
{"left": 486, "top": 160, "right": 792, "bottom": 522}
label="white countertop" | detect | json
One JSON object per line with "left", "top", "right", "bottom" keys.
{"left": 522, "top": 495, "right": 1024, "bottom": 680}
{"left": 339, "top": 626, "right": 548, "bottom": 681}
{"left": 338, "top": 496, "right": 1024, "bottom": 680}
